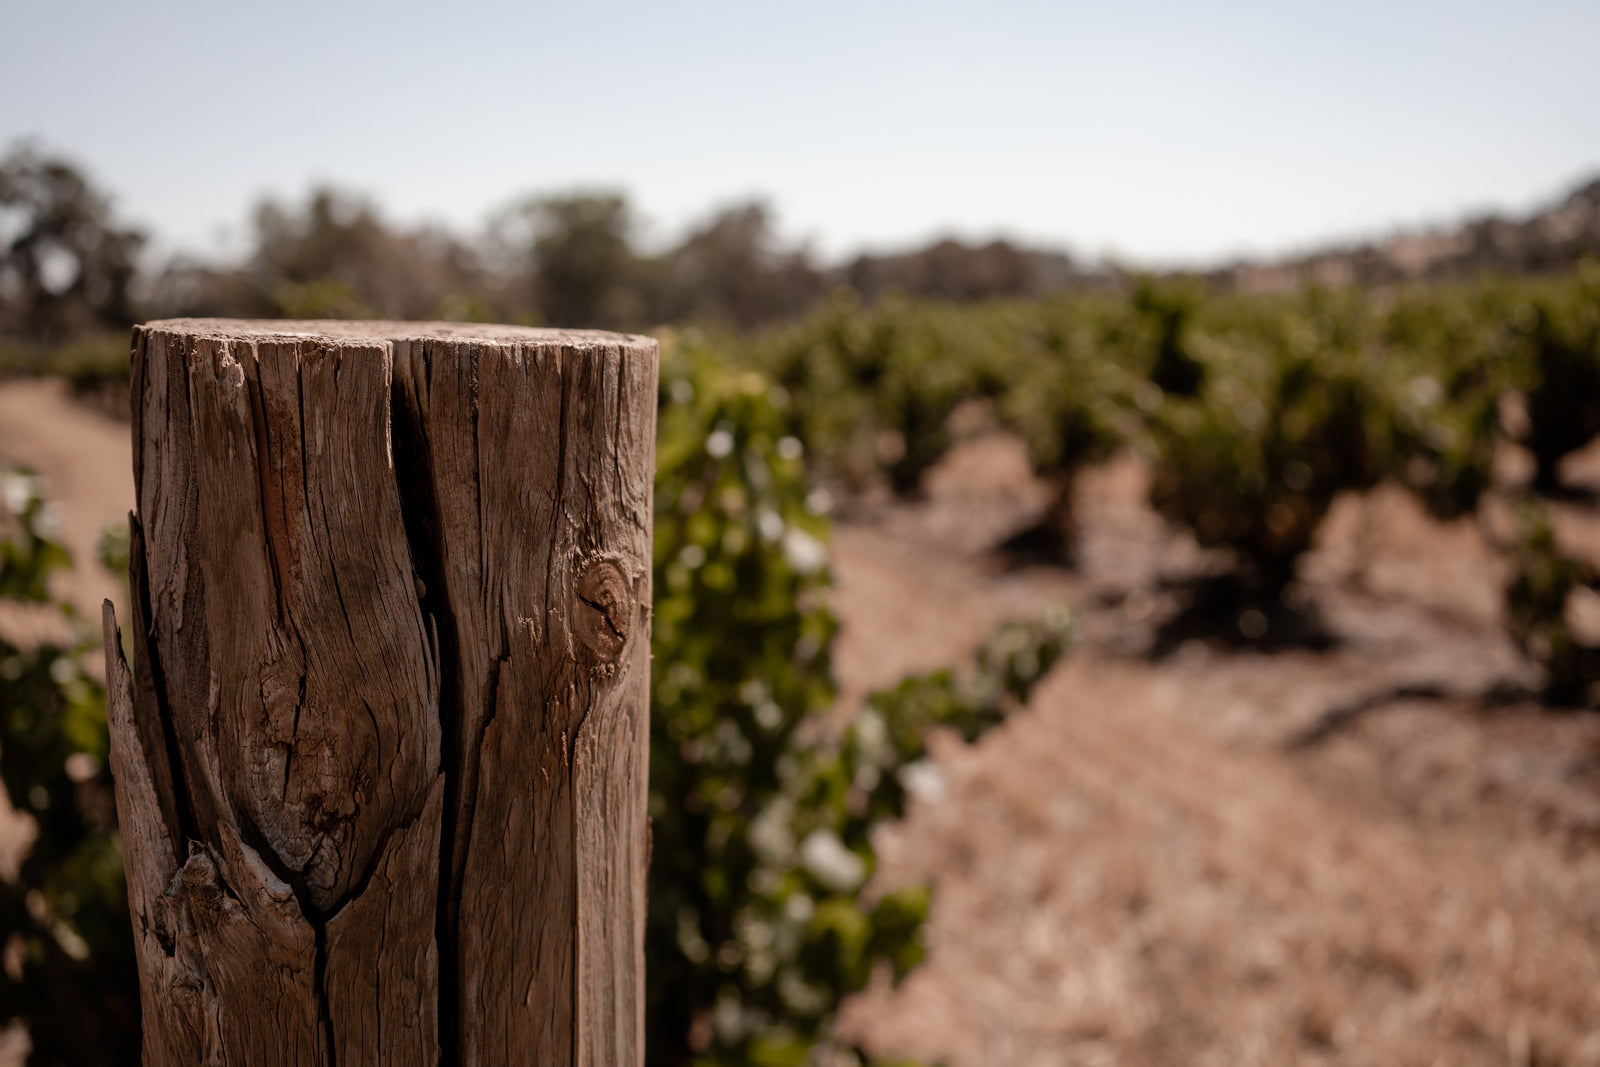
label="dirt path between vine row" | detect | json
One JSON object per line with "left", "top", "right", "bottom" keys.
{"left": 4, "top": 381, "right": 1600, "bottom": 1065}
{"left": 830, "top": 437, "right": 1600, "bottom": 1066}
{"left": 0, "top": 377, "right": 133, "bottom": 627}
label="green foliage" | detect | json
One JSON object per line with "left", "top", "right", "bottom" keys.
{"left": 0, "top": 470, "right": 137, "bottom": 1066}
{"left": 801, "top": 612, "right": 1073, "bottom": 855}
{"left": 1143, "top": 289, "right": 1385, "bottom": 594}
{"left": 648, "top": 332, "right": 1071, "bottom": 1065}
{"left": 1521, "top": 263, "right": 1600, "bottom": 492}
{"left": 648, "top": 331, "right": 840, "bottom": 1064}
{"left": 1365, "top": 281, "right": 1526, "bottom": 520}
{"left": 989, "top": 295, "right": 1137, "bottom": 478}
{"left": 1131, "top": 278, "right": 1205, "bottom": 399}
{"left": 0, "top": 333, "right": 129, "bottom": 394}
{"left": 756, "top": 293, "right": 1124, "bottom": 497}
{"left": 755, "top": 292, "right": 968, "bottom": 494}
{"left": 728, "top": 273, "right": 1599, "bottom": 640}
{"left": 0, "top": 476, "right": 70, "bottom": 601}
{"left": 736, "top": 275, "right": 1574, "bottom": 588}
{"left": 1505, "top": 503, "right": 1599, "bottom": 708}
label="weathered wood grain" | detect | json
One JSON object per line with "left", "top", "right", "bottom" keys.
{"left": 108, "top": 319, "right": 657, "bottom": 1065}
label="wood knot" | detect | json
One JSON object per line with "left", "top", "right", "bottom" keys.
{"left": 574, "top": 558, "right": 633, "bottom": 669}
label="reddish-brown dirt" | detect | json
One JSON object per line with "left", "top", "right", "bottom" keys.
{"left": 0, "top": 378, "right": 132, "bottom": 625}
{"left": 829, "top": 435, "right": 1600, "bottom": 1066}
{"left": 3, "top": 382, "right": 1599, "bottom": 1065}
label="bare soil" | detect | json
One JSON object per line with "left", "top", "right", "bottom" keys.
{"left": 3, "top": 382, "right": 1599, "bottom": 1065}
{"left": 0, "top": 377, "right": 133, "bottom": 627}
{"left": 830, "top": 436, "right": 1600, "bottom": 1066}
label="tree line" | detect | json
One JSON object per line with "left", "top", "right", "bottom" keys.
{"left": 0, "top": 141, "right": 1092, "bottom": 348}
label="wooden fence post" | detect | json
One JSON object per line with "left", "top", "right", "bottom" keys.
{"left": 100, "top": 319, "right": 657, "bottom": 1066}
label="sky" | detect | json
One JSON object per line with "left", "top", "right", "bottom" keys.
{"left": 4, "top": 0, "right": 1598, "bottom": 267}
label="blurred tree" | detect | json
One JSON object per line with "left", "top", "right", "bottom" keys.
{"left": 492, "top": 191, "right": 648, "bottom": 329}
{"left": 0, "top": 143, "right": 143, "bottom": 343}
{"left": 150, "top": 186, "right": 487, "bottom": 322}
{"left": 661, "top": 201, "right": 822, "bottom": 329}
{"left": 845, "top": 238, "right": 1081, "bottom": 304}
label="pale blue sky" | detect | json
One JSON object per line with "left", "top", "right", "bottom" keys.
{"left": 4, "top": 0, "right": 1597, "bottom": 266}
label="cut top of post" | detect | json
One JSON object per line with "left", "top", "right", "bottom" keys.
{"left": 139, "top": 317, "right": 656, "bottom": 350}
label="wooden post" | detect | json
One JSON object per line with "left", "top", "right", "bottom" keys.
{"left": 100, "top": 320, "right": 657, "bottom": 1066}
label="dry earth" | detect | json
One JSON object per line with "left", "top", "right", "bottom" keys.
{"left": 0, "top": 378, "right": 132, "bottom": 626}
{"left": 3, "top": 382, "right": 1600, "bottom": 1064}
{"left": 831, "top": 436, "right": 1600, "bottom": 1066}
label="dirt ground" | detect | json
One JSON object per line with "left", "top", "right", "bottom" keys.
{"left": 831, "top": 436, "right": 1600, "bottom": 1066}
{"left": 3, "top": 382, "right": 1600, "bottom": 1065}
{"left": 0, "top": 378, "right": 133, "bottom": 628}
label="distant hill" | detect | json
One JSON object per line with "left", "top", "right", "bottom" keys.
{"left": 1213, "top": 176, "right": 1600, "bottom": 292}
{"left": 834, "top": 175, "right": 1600, "bottom": 305}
